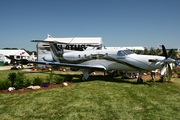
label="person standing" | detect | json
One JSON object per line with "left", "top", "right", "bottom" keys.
{"left": 151, "top": 69, "right": 158, "bottom": 82}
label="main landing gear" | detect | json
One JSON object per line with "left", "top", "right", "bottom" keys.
{"left": 81, "top": 69, "right": 90, "bottom": 81}
{"left": 137, "top": 71, "right": 143, "bottom": 83}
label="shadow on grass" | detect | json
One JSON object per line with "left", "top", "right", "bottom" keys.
{"left": 22, "top": 71, "right": 153, "bottom": 86}
{"left": 24, "top": 71, "right": 52, "bottom": 74}
{"left": 72, "top": 75, "right": 153, "bottom": 86}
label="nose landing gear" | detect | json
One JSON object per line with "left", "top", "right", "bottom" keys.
{"left": 137, "top": 71, "right": 143, "bottom": 83}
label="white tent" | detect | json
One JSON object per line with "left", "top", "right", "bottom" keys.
{"left": 0, "top": 50, "right": 30, "bottom": 64}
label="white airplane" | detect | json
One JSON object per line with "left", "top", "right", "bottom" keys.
{"left": 6, "top": 40, "right": 176, "bottom": 83}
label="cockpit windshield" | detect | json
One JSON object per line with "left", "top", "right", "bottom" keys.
{"left": 117, "top": 50, "right": 134, "bottom": 56}
{"left": 124, "top": 50, "right": 134, "bottom": 54}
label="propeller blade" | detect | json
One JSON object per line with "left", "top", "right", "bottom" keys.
{"left": 175, "top": 62, "right": 179, "bottom": 65}
{"left": 168, "top": 64, "right": 172, "bottom": 76}
{"left": 167, "top": 49, "right": 173, "bottom": 58}
{"left": 162, "top": 45, "right": 168, "bottom": 59}
{"left": 161, "top": 65, "right": 167, "bottom": 75}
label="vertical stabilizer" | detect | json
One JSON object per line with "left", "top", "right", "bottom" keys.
{"left": 49, "top": 43, "right": 64, "bottom": 62}
{"left": 47, "top": 34, "right": 53, "bottom": 38}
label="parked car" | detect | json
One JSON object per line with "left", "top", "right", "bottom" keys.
{"left": 11, "top": 63, "right": 24, "bottom": 70}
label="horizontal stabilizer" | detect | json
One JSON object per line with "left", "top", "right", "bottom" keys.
{"left": 31, "top": 40, "right": 68, "bottom": 44}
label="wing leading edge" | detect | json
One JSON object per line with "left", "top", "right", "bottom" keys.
{"left": 5, "top": 56, "right": 106, "bottom": 71}
{"left": 30, "top": 61, "right": 106, "bottom": 71}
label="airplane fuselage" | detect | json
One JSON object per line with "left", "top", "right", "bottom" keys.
{"left": 57, "top": 49, "right": 165, "bottom": 72}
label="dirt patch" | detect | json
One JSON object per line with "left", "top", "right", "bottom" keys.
{"left": 141, "top": 75, "right": 174, "bottom": 83}
{"left": 141, "top": 74, "right": 161, "bottom": 79}
{"left": 141, "top": 75, "right": 153, "bottom": 79}
{"left": 0, "top": 82, "right": 73, "bottom": 94}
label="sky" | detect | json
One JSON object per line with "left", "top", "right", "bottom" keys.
{"left": 0, "top": 0, "right": 180, "bottom": 51}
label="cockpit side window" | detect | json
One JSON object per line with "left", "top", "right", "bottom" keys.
{"left": 117, "top": 51, "right": 126, "bottom": 56}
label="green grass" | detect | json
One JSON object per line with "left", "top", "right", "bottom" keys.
{"left": 0, "top": 70, "right": 180, "bottom": 119}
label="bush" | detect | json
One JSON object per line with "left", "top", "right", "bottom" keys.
{"left": 8, "top": 72, "right": 16, "bottom": 86}
{"left": 174, "top": 67, "right": 180, "bottom": 73}
{"left": 36, "top": 66, "right": 41, "bottom": 69}
{"left": 166, "top": 72, "right": 171, "bottom": 81}
{"left": 176, "top": 72, "right": 180, "bottom": 78}
{"left": 15, "top": 72, "right": 31, "bottom": 89}
{"left": 54, "top": 76, "right": 64, "bottom": 84}
{"left": 176, "top": 71, "right": 180, "bottom": 75}
{"left": 0, "top": 80, "right": 11, "bottom": 90}
{"left": 46, "top": 71, "right": 54, "bottom": 84}
{"left": 64, "top": 75, "right": 73, "bottom": 81}
{"left": 159, "top": 76, "right": 166, "bottom": 82}
{"left": 33, "top": 77, "right": 43, "bottom": 86}
{"left": 172, "top": 73, "right": 178, "bottom": 78}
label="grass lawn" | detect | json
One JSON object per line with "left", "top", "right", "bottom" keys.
{"left": 0, "top": 69, "right": 180, "bottom": 119}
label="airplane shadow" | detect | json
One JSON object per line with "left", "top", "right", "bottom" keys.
{"left": 72, "top": 75, "right": 152, "bottom": 86}
{"left": 23, "top": 71, "right": 153, "bottom": 86}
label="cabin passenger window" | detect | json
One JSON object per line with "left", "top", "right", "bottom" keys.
{"left": 78, "top": 55, "right": 81, "bottom": 58}
{"left": 90, "top": 54, "right": 92, "bottom": 59}
{"left": 105, "top": 53, "right": 108, "bottom": 58}
{"left": 117, "top": 51, "right": 126, "bottom": 56}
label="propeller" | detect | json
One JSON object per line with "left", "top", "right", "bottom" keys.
{"left": 160, "top": 45, "right": 175, "bottom": 77}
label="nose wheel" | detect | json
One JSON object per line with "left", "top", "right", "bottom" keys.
{"left": 137, "top": 71, "right": 143, "bottom": 83}
{"left": 137, "top": 77, "right": 143, "bottom": 83}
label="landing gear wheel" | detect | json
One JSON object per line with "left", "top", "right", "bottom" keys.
{"left": 113, "top": 70, "right": 120, "bottom": 77}
{"left": 81, "top": 69, "right": 90, "bottom": 82}
{"left": 81, "top": 76, "right": 88, "bottom": 82}
{"left": 137, "top": 78, "right": 143, "bottom": 83}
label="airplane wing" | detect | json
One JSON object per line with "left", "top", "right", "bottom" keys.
{"left": 30, "top": 61, "right": 106, "bottom": 71}
{"left": 5, "top": 56, "right": 106, "bottom": 71}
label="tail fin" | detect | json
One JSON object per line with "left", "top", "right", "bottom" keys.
{"left": 47, "top": 34, "right": 53, "bottom": 38}
{"left": 31, "top": 40, "right": 65, "bottom": 62}
{"left": 49, "top": 43, "right": 64, "bottom": 62}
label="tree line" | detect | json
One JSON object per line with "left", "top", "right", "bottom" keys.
{"left": 132, "top": 47, "right": 178, "bottom": 58}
